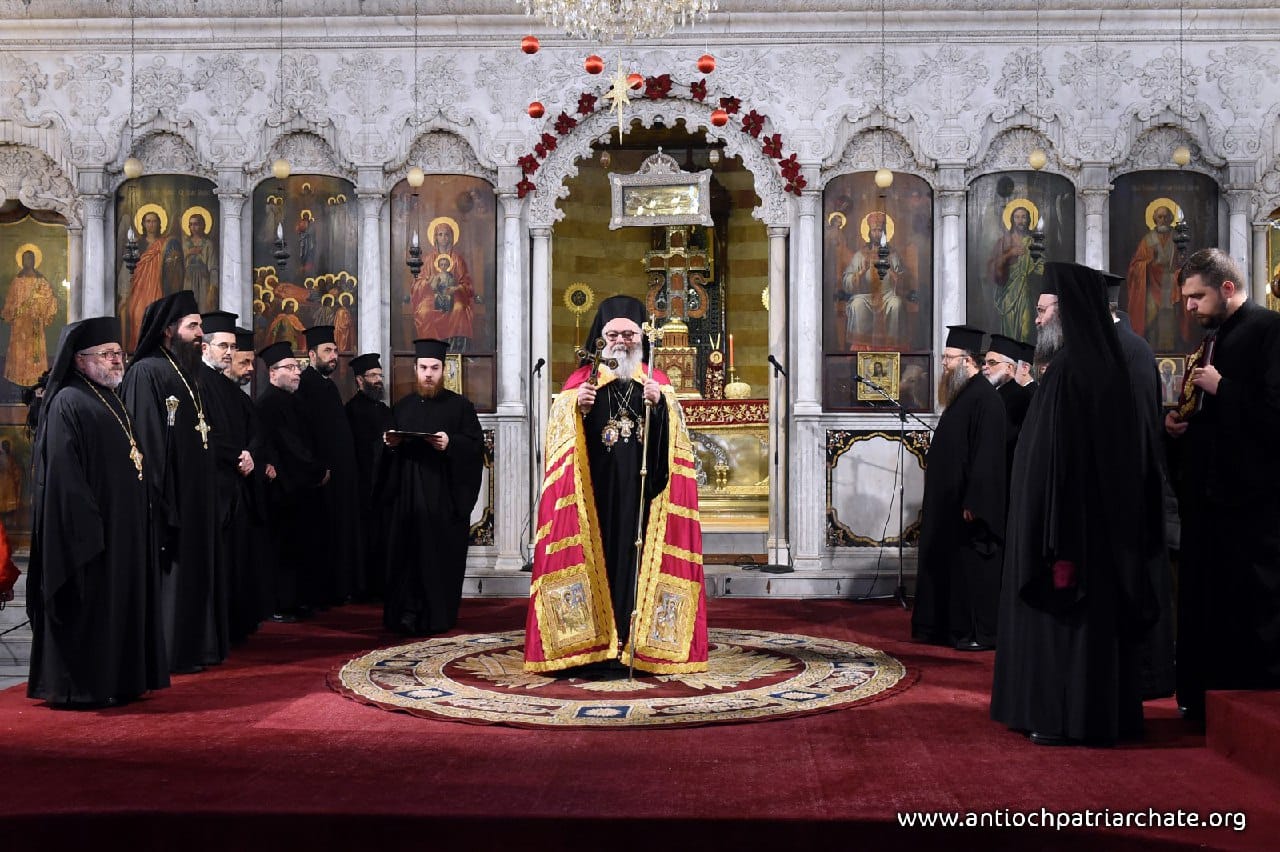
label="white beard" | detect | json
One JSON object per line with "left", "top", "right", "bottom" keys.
{"left": 608, "top": 345, "right": 642, "bottom": 381}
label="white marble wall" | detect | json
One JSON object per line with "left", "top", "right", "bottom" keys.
{"left": 3, "top": 1, "right": 1280, "bottom": 585}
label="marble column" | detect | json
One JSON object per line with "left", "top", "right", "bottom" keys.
{"left": 937, "top": 189, "right": 966, "bottom": 332}
{"left": 793, "top": 190, "right": 820, "bottom": 413}
{"left": 1226, "top": 190, "right": 1252, "bottom": 287}
{"left": 79, "top": 194, "right": 109, "bottom": 318}
{"left": 66, "top": 226, "right": 84, "bottom": 322}
{"left": 1081, "top": 188, "right": 1110, "bottom": 271}
{"left": 767, "top": 225, "right": 790, "bottom": 567}
{"left": 790, "top": 188, "right": 823, "bottom": 570}
{"left": 529, "top": 227, "right": 552, "bottom": 409}
{"left": 214, "top": 187, "right": 247, "bottom": 322}
{"left": 493, "top": 190, "right": 529, "bottom": 571}
{"left": 356, "top": 190, "right": 384, "bottom": 358}
{"left": 1251, "top": 220, "right": 1271, "bottom": 305}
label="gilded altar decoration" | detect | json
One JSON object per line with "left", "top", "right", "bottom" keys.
{"left": 609, "top": 150, "right": 712, "bottom": 230}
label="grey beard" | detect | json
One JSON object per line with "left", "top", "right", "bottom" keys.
{"left": 938, "top": 365, "right": 971, "bottom": 409}
{"left": 609, "top": 346, "right": 642, "bottom": 381}
{"left": 985, "top": 371, "right": 1005, "bottom": 387}
{"left": 1034, "top": 315, "right": 1064, "bottom": 369}
{"left": 203, "top": 355, "right": 226, "bottom": 373}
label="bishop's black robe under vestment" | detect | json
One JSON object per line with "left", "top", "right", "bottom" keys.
{"left": 26, "top": 374, "right": 170, "bottom": 705}
{"left": 1173, "top": 300, "right": 1280, "bottom": 717}
{"left": 255, "top": 383, "right": 328, "bottom": 614}
{"left": 121, "top": 351, "right": 225, "bottom": 671}
{"left": 911, "top": 373, "right": 1006, "bottom": 647}
{"left": 991, "top": 268, "right": 1155, "bottom": 743}
{"left": 294, "top": 367, "right": 363, "bottom": 603}
{"left": 380, "top": 389, "right": 484, "bottom": 635}
{"left": 346, "top": 391, "right": 394, "bottom": 598}
{"left": 996, "top": 378, "right": 1031, "bottom": 481}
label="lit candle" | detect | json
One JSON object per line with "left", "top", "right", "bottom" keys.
{"left": 126, "top": 227, "right": 136, "bottom": 242}
{"left": 411, "top": 231, "right": 419, "bottom": 249}
{"left": 728, "top": 333, "right": 734, "bottom": 369}
{"left": 276, "top": 223, "right": 284, "bottom": 241}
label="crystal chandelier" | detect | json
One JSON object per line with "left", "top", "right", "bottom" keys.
{"left": 519, "top": 0, "right": 717, "bottom": 43}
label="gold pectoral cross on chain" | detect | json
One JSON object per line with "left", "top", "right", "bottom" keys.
{"left": 129, "top": 441, "right": 144, "bottom": 479}
{"left": 195, "top": 415, "right": 211, "bottom": 449}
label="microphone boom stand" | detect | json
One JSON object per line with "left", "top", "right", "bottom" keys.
{"left": 753, "top": 355, "right": 793, "bottom": 574}
{"left": 853, "top": 373, "right": 933, "bottom": 609}
{"left": 521, "top": 357, "right": 545, "bottom": 572}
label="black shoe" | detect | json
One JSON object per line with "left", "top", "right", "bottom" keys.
{"left": 1029, "top": 731, "right": 1071, "bottom": 746}
{"left": 954, "top": 639, "right": 995, "bottom": 652}
{"left": 270, "top": 612, "right": 298, "bottom": 623}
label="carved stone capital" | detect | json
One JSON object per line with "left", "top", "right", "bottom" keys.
{"left": 937, "top": 190, "right": 967, "bottom": 219}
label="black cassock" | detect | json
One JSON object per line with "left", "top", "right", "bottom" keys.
{"left": 912, "top": 374, "right": 1006, "bottom": 647}
{"left": 122, "top": 352, "right": 224, "bottom": 671}
{"left": 346, "top": 391, "right": 394, "bottom": 598}
{"left": 581, "top": 379, "right": 670, "bottom": 642}
{"left": 294, "top": 367, "right": 363, "bottom": 604}
{"left": 197, "top": 365, "right": 266, "bottom": 640}
{"left": 991, "top": 349, "right": 1154, "bottom": 743}
{"left": 1115, "top": 317, "right": 1175, "bottom": 700}
{"left": 255, "top": 384, "right": 328, "bottom": 614}
{"left": 996, "top": 379, "right": 1031, "bottom": 480}
{"left": 381, "top": 389, "right": 484, "bottom": 635}
{"left": 27, "top": 375, "right": 169, "bottom": 705}
{"left": 1175, "top": 301, "right": 1280, "bottom": 715}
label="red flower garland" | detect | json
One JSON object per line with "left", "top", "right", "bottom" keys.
{"left": 517, "top": 76, "right": 806, "bottom": 197}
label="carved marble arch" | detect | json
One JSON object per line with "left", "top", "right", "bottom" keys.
{"left": 249, "top": 130, "right": 355, "bottom": 185}
{"left": 0, "top": 143, "right": 81, "bottom": 227}
{"left": 386, "top": 129, "right": 495, "bottom": 191}
{"left": 1112, "top": 121, "right": 1227, "bottom": 184}
{"left": 525, "top": 98, "right": 792, "bottom": 230}
{"left": 969, "top": 126, "right": 1076, "bottom": 183}
{"left": 113, "top": 129, "right": 211, "bottom": 185}
{"left": 1258, "top": 162, "right": 1280, "bottom": 225}
{"left": 818, "top": 125, "right": 932, "bottom": 191}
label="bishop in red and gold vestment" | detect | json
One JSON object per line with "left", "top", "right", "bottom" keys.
{"left": 525, "top": 296, "right": 707, "bottom": 674}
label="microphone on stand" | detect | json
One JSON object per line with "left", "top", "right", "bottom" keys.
{"left": 767, "top": 354, "right": 787, "bottom": 377}
{"left": 531, "top": 357, "right": 545, "bottom": 376}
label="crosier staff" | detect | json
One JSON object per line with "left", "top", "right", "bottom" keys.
{"left": 628, "top": 317, "right": 665, "bottom": 680}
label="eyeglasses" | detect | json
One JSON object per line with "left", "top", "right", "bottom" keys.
{"left": 207, "top": 341, "right": 237, "bottom": 351}
{"left": 270, "top": 363, "right": 302, "bottom": 372}
{"left": 939, "top": 353, "right": 966, "bottom": 364}
{"left": 79, "top": 348, "right": 125, "bottom": 361}
{"left": 603, "top": 330, "right": 638, "bottom": 342}
{"left": 982, "top": 358, "right": 1007, "bottom": 367}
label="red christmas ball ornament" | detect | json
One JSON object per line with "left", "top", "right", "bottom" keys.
{"left": 710, "top": 108, "right": 729, "bottom": 127}
{"left": 521, "top": 35, "right": 540, "bottom": 55}
{"left": 697, "top": 53, "right": 716, "bottom": 74}
{"left": 584, "top": 54, "right": 605, "bottom": 75}
{"left": 527, "top": 101, "right": 545, "bottom": 119}
{"left": 627, "top": 72, "right": 644, "bottom": 89}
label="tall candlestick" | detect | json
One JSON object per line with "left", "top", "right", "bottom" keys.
{"left": 729, "top": 333, "right": 734, "bottom": 368}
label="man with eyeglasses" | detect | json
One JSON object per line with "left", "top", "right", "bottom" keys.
{"left": 26, "top": 316, "right": 169, "bottom": 708}
{"left": 983, "top": 333, "right": 1032, "bottom": 481}
{"left": 121, "top": 289, "right": 225, "bottom": 675}
{"left": 345, "top": 352, "right": 394, "bottom": 602}
{"left": 196, "top": 312, "right": 262, "bottom": 641}
{"left": 912, "top": 325, "right": 1006, "bottom": 653}
{"left": 293, "top": 325, "right": 363, "bottom": 606}
{"left": 255, "top": 341, "right": 329, "bottom": 622}
{"left": 524, "top": 295, "right": 707, "bottom": 675}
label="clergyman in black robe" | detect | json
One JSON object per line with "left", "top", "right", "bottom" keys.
{"left": 121, "top": 290, "right": 225, "bottom": 674}
{"left": 255, "top": 341, "right": 329, "bottom": 620}
{"left": 27, "top": 317, "right": 169, "bottom": 707}
{"left": 912, "top": 325, "right": 1006, "bottom": 651}
{"left": 1105, "top": 273, "right": 1176, "bottom": 700}
{"left": 991, "top": 262, "right": 1156, "bottom": 746}
{"left": 1165, "top": 248, "right": 1280, "bottom": 720}
{"left": 345, "top": 352, "right": 394, "bottom": 600}
{"left": 984, "top": 333, "right": 1033, "bottom": 481}
{"left": 196, "top": 312, "right": 260, "bottom": 642}
{"left": 381, "top": 338, "right": 484, "bottom": 635}
{"left": 293, "top": 324, "right": 363, "bottom": 605}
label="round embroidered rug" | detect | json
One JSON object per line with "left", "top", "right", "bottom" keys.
{"left": 329, "top": 628, "right": 915, "bottom": 729}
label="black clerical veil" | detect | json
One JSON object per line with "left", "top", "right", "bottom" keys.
{"left": 131, "top": 289, "right": 199, "bottom": 362}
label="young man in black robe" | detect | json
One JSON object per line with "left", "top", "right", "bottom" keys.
{"left": 27, "top": 317, "right": 169, "bottom": 707}
{"left": 230, "top": 327, "right": 273, "bottom": 625}
{"left": 345, "top": 352, "right": 394, "bottom": 600}
{"left": 121, "top": 290, "right": 225, "bottom": 674}
{"left": 1166, "top": 248, "right": 1280, "bottom": 721}
{"left": 912, "top": 325, "right": 1006, "bottom": 651}
{"left": 255, "top": 341, "right": 329, "bottom": 621}
{"left": 381, "top": 338, "right": 484, "bottom": 635}
{"left": 196, "top": 312, "right": 259, "bottom": 641}
{"left": 293, "top": 325, "right": 362, "bottom": 605}
{"left": 1105, "top": 272, "right": 1175, "bottom": 700}
{"left": 992, "top": 262, "right": 1156, "bottom": 746}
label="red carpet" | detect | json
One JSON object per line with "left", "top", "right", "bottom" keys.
{"left": 3, "top": 598, "right": 1276, "bottom": 851}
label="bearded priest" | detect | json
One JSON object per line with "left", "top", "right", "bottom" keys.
{"left": 524, "top": 295, "right": 707, "bottom": 675}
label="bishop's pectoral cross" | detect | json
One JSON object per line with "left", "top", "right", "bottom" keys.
{"left": 195, "top": 415, "right": 211, "bottom": 449}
